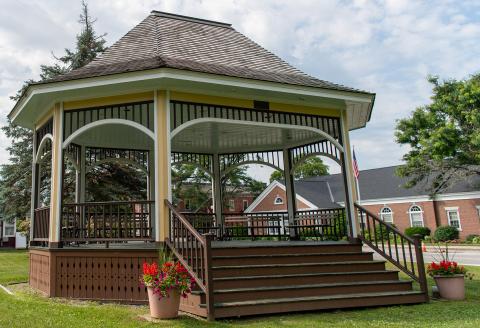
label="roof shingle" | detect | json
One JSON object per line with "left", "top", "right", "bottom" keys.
{"left": 44, "top": 11, "right": 371, "bottom": 94}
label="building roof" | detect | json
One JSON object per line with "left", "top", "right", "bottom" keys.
{"left": 250, "top": 166, "right": 480, "bottom": 211}
{"left": 297, "top": 165, "right": 480, "bottom": 206}
{"left": 40, "top": 11, "right": 371, "bottom": 94}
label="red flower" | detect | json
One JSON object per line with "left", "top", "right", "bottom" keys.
{"left": 143, "top": 262, "right": 159, "bottom": 276}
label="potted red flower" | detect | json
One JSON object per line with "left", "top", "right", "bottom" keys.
{"left": 427, "top": 260, "right": 468, "bottom": 300}
{"left": 141, "top": 261, "right": 195, "bottom": 319}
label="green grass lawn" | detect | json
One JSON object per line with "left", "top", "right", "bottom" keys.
{"left": 0, "top": 250, "right": 479, "bottom": 328}
{"left": 0, "top": 250, "right": 29, "bottom": 285}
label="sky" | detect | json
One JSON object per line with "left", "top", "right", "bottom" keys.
{"left": 1, "top": 0, "right": 479, "bottom": 182}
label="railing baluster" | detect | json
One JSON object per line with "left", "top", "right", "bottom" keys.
{"left": 355, "top": 203, "right": 428, "bottom": 301}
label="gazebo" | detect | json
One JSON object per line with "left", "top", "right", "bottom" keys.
{"left": 10, "top": 11, "right": 427, "bottom": 319}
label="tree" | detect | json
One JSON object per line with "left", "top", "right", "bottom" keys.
{"left": 270, "top": 156, "right": 329, "bottom": 183}
{"left": 395, "top": 74, "right": 480, "bottom": 194}
{"left": 0, "top": 1, "right": 107, "bottom": 222}
{"left": 172, "top": 164, "right": 266, "bottom": 212}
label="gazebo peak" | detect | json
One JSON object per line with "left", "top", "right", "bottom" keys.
{"left": 46, "top": 11, "right": 368, "bottom": 95}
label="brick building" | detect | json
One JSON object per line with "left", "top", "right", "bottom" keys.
{"left": 249, "top": 166, "right": 480, "bottom": 239}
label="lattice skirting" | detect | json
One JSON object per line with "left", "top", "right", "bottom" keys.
{"left": 29, "top": 247, "right": 159, "bottom": 302}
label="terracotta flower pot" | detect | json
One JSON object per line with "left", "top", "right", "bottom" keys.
{"left": 434, "top": 274, "right": 465, "bottom": 300}
{"left": 147, "top": 287, "right": 181, "bottom": 319}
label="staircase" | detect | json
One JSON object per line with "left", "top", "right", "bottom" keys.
{"left": 179, "top": 241, "right": 427, "bottom": 318}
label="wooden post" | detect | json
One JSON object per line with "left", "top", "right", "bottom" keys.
{"left": 30, "top": 127, "right": 38, "bottom": 244}
{"left": 283, "top": 148, "right": 297, "bottom": 239}
{"left": 203, "top": 233, "right": 215, "bottom": 321}
{"left": 154, "top": 90, "right": 171, "bottom": 242}
{"left": 413, "top": 234, "right": 429, "bottom": 301}
{"left": 339, "top": 108, "right": 358, "bottom": 240}
{"left": 49, "top": 103, "right": 64, "bottom": 248}
{"left": 212, "top": 153, "right": 223, "bottom": 239}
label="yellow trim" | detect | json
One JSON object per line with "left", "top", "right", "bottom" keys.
{"left": 155, "top": 91, "right": 170, "bottom": 241}
{"left": 171, "top": 91, "right": 339, "bottom": 117}
{"left": 49, "top": 103, "right": 63, "bottom": 242}
{"left": 270, "top": 102, "right": 340, "bottom": 117}
{"left": 63, "top": 92, "right": 154, "bottom": 110}
{"left": 171, "top": 91, "right": 253, "bottom": 108}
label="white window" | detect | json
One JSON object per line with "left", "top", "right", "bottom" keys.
{"left": 274, "top": 196, "right": 284, "bottom": 205}
{"left": 242, "top": 200, "right": 249, "bottom": 211}
{"left": 380, "top": 207, "right": 394, "bottom": 224}
{"left": 446, "top": 208, "right": 462, "bottom": 230}
{"left": 408, "top": 205, "right": 424, "bottom": 227}
{"left": 3, "top": 221, "right": 15, "bottom": 237}
{"left": 476, "top": 205, "right": 480, "bottom": 220}
{"left": 228, "top": 199, "right": 235, "bottom": 212}
{"left": 268, "top": 217, "right": 285, "bottom": 235}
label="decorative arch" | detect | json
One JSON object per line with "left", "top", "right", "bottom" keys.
{"left": 290, "top": 139, "right": 342, "bottom": 174}
{"left": 219, "top": 151, "right": 284, "bottom": 177}
{"left": 62, "top": 119, "right": 155, "bottom": 148}
{"left": 34, "top": 133, "right": 53, "bottom": 164}
{"left": 170, "top": 100, "right": 342, "bottom": 144}
{"left": 171, "top": 117, "right": 344, "bottom": 153}
{"left": 171, "top": 152, "right": 213, "bottom": 176}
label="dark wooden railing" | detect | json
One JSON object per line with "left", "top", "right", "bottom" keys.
{"left": 293, "top": 208, "right": 347, "bottom": 240}
{"left": 183, "top": 208, "right": 347, "bottom": 241}
{"left": 61, "top": 200, "right": 154, "bottom": 242}
{"left": 32, "top": 207, "right": 50, "bottom": 241}
{"left": 223, "top": 211, "right": 289, "bottom": 239}
{"left": 355, "top": 203, "right": 428, "bottom": 297}
{"left": 165, "top": 200, "right": 215, "bottom": 320}
{"left": 182, "top": 212, "right": 219, "bottom": 237}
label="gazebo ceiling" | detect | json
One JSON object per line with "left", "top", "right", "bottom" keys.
{"left": 171, "top": 121, "right": 322, "bottom": 153}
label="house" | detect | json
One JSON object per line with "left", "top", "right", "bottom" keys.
{"left": 10, "top": 11, "right": 428, "bottom": 320}
{"left": 0, "top": 219, "right": 16, "bottom": 248}
{"left": 0, "top": 218, "right": 27, "bottom": 249}
{"left": 249, "top": 166, "right": 480, "bottom": 239}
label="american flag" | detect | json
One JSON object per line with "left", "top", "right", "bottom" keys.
{"left": 352, "top": 149, "right": 360, "bottom": 179}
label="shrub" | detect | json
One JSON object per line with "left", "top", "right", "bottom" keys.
{"left": 466, "top": 234, "right": 480, "bottom": 243}
{"left": 404, "top": 227, "right": 431, "bottom": 239}
{"left": 472, "top": 237, "right": 480, "bottom": 244}
{"left": 365, "top": 224, "right": 397, "bottom": 241}
{"left": 434, "top": 225, "right": 459, "bottom": 242}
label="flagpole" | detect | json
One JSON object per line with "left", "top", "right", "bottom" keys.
{"left": 353, "top": 146, "right": 361, "bottom": 204}
{"left": 356, "top": 176, "right": 361, "bottom": 204}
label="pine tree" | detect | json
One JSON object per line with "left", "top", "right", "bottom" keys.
{"left": 0, "top": 1, "right": 107, "bottom": 222}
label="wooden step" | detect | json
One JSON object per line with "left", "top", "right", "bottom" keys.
{"left": 213, "top": 270, "right": 399, "bottom": 289}
{"left": 211, "top": 242, "right": 362, "bottom": 257}
{"left": 212, "top": 260, "right": 386, "bottom": 278}
{"left": 194, "top": 280, "right": 413, "bottom": 303}
{"left": 203, "top": 291, "right": 426, "bottom": 318}
{"left": 212, "top": 251, "right": 374, "bottom": 266}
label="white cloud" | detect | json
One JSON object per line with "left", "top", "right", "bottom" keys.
{"left": 0, "top": 0, "right": 479, "bottom": 175}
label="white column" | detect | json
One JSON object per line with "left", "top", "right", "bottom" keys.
{"left": 283, "top": 148, "right": 297, "bottom": 239}
{"left": 80, "top": 145, "right": 86, "bottom": 203}
{"left": 340, "top": 108, "right": 358, "bottom": 238}
{"left": 49, "top": 103, "right": 64, "bottom": 246}
{"left": 29, "top": 127, "right": 38, "bottom": 242}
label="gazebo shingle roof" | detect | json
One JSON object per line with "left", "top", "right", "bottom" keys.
{"left": 44, "top": 11, "right": 370, "bottom": 94}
